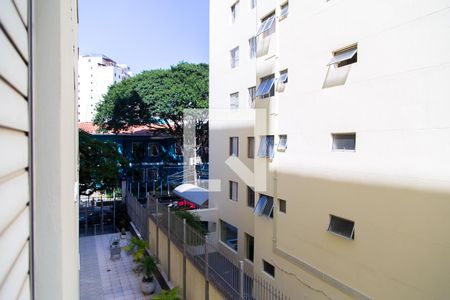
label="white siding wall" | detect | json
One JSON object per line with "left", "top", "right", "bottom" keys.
{"left": 0, "top": 0, "right": 31, "bottom": 299}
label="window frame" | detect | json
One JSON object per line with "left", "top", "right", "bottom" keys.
{"left": 257, "top": 135, "right": 275, "bottom": 158}
{"left": 230, "top": 46, "right": 240, "bottom": 68}
{"left": 229, "top": 136, "right": 239, "bottom": 156}
{"left": 327, "top": 45, "right": 358, "bottom": 68}
{"left": 229, "top": 180, "right": 238, "bottom": 202}
{"left": 247, "top": 186, "right": 255, "bottom": 208}
{"left": 278, "top": 199, "right": 286, "bottom": 214}
{"left": 327, "top": 215, "right": 355, "bottom": 240}
{"left": 247, "top": 136, "right": 255, "bottom": 158}
{"left": 280, "top": 2, "right": 289, "bottom": 18}
{"left": 249, "top": 36, "right": 257, "bottom": 59}
{"left": 254, "top": 194, "right": 274, "bottom": 218}
{"left": 248, "top": 86, "right": 256, "bottom": 108}
{"left": 231, "top": 1, "right": 239, "bottom": 23}
{"left": 262, "top": 260, "right": 275, "bottom": 277}
{"left": 257, "top": 13, "right": 275, "bottom": 36}
{"left": 230, "top": 92, "right": 239, "bottom": 109}
{"left": 245, "top": 233, "right": 255, "bottom": 262}
{"left": 256, "top": 74, "right": 275, "bottom": 98}
{"left": 331, "top": 133, "right": 356, "bottom": 151}
{"left": 220, "top": 220, "right": 239, "bottom": 252}
{"left": 277, "top": 134, "right": 287, "bottom": 151}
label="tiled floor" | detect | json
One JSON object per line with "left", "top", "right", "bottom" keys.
{"left": 80, "top": 232, "right": 161, "bottom": 300}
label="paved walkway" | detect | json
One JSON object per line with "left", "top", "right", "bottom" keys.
{"left": 80, "top": 232, "right": 161, "bottom": 300}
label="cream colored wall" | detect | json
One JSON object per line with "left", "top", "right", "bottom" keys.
{"left": 33, "top": 0, "right": 79, "bottom": 299}
{"left": 186, "top": 260, "right": 206, "bottom": 300}
{"left": 210, "top": 0, "right": 450, "bottom": 299}
{"left": 159, "top": 232, "right": 169, "bottom": 276}
{"left": 169, "top": 244, "right": 184, "bottom": 297}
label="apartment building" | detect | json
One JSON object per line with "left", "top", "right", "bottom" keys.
{"left": 78, "top": 54, "right": 132, "bottom": 122}
{"left": 1, "top": 0, "right": 79, "bottom": 299}
{"left": 209, "top": 0, "right": 450, "bottom": 299}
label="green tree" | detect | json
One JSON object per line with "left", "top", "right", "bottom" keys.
{"left": 79, "top": 129, "right": 128, "bottom": 195}
{"left": 94, "top": 62, "right": 208, "bottom": 144}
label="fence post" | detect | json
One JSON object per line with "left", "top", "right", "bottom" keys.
{"left": 167, "top": 206, "right": 171, "bottom": 281}
{"left": 183, "top": 218, "right": 187, "bottom": 300}
{"left": 155, "top": 198, "right": 159, "bottom": 261}
{"left": 138, "top": 182, "right": 140, "bottom": 199}
{"left": 204, "top": 234, "right": 209, "bottom": 300}
{"left": 239, "top": 260, "right": 244, "bottom": 299}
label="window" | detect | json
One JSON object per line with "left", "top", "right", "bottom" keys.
{"left": 257, "top": 135, "right": 275, "bottom": 158}
{"left": 279, "top": 69, "right": 288, "bottom": 83}
{"left": 248, "top": 86, "right": 256, "bottom": 107}
{"left": 220, "top": 220, "right": 238, "bottom": 251}
{"left": 327, "top": 215, "right": 355, "bottom": 240}
{"left": 279, "top": 199, "right": 286, "bottom": 214}
{"left": 280, "top": 2, "right": 289, "bottom": 18}
{"left": 247, "top": 136, "right": 255, "bottom": 158}
{"left": 254, "top": 194, "right": 273, "bottom": 218}
{"left": 247, "top": 186, "right": 255, "bottom": 207}
{"left": 327, "top": 45, "right": 358, "bottom": 68}
{"left": 257, "top": 13, "right": 275, "bottom": 36}
{"left": 229, "top": 136, "right": 239, "bottom": 156}
{"left": 230, "top": 92, "right": 239, "bottom": 109}
{"left": 231, "top": 1, "right": 239, "bottom": 23}
{"left": 249, "top": 37, "right": 257, "bottom": 59}
{"left": 332, "top": 133, "right": 356, "bottom": 151}
{"left": 229, "top": 181, "right": 238, "bottom": 201}
{"left": 263, "top": 260, "right": 275, "bottom": 277}
{"left": 277, "top": 135, "right": 287, "bottom": 151}
{"left": 132, "top": 142, "right": 145, "bottom": 161}
{"left": 149, "top": 144, "right": 159, "bottom": 156}
{"left": 245, "top": 234, "right": 254, "bottom": 262}
{"left": 230, "top": 47, "right": 239, "bottom": 68}
{"left": 250, "top": 0, "right": 256, "bottom": 9}
{"left": 255, "top": 74, "right": 275, "bottom": 98}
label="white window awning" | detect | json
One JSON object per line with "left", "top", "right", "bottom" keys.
{"left": 257, "top": 16, "right": 275, "bottom": 35}
{"left": 173, "top": 183, "right": 208, "bottom": 207}
{"left": 327, "top": 48, "right": 357, "bottom": 66}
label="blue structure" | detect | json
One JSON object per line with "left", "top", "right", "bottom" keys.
{"left": 80, "top": 122, "right": 186, "bottom": 198}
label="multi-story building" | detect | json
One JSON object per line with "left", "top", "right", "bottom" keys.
{"left": 210, "top": 0, "right": 450, "bottom": 299}
{"left": 1, "top": 0, "right": 79, "bottom": 299}
{"left": 77, "top": 54, "right": 132, "bottom": 122}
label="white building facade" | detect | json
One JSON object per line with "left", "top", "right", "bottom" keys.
{"left": 78, "top": 54, "right": 132, "bottom": 122}
{"left": 210, "top": 0, "right": 450, "bottom": 299}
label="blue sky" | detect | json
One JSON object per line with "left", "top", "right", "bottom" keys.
{"left": 79, "top": 0, "right": 209, "bottom": 74}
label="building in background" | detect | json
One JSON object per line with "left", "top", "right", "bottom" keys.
{"left": 209, "top": 1, "right": 450, "bottom": 299}
{"left": 78, "top": 54, "right": 133, "bottom": 122}
{"left": 1, "top": 0, "right": 79, "bottom": 299}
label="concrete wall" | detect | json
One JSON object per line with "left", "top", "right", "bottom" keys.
{"left": 210, "top": 0, "right": 450, "bottom": 299}
{"left": 149, "top": 218, "right": 226, "bottom": 300}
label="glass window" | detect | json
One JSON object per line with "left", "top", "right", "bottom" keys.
{"left": 332, "top": 133, "right": 356, "bottom": 151}
{"left": 257, "top": 13, "right": 275, "bottom": 36}
{"left": 229, "top": 181, "right": 238, "bottom": 201}
{"left": 249, "top": 37, "right": 257, "bottom": 59}
{"left": 257, "top": 135, "right": 275, "bottom": 158}
{"left": 245, "top": 233, "right": 254, "bottom": 262}
{"left": 328, "top": 215, "right": 355, "bottom": 239}
{"left": 279, "top": 199, "right": 286, "bottom": 214}
{"left": 327, "top": 45, "right": 358, "bottom": 67}
{"left": 229, "top": 136, "right": 239, "bottom": 156}
{"left": 278, "top": 135, "right": 287, "bottom": 151}
{"left": 247, "top": 186, "right": 255, "bottom": 207}
{"left": 263, "top": 260, "right": 275, "bottom": 277}
{"left": 132, "top": 142, "right": 145, "bottom": 161}
{"left": 230, "top": 47, "right": 240, "bottom": 68}
{"left": 230, "top": 92, "right": 239, "bottom": 109}
{"left": 220, "top": 220, "right": 238, "bottom": 251}
{"left": 250, "top": 0, "right": 256, "bottom": 9}
{"left": 255, "top": 74, "right": 275, "bottom": 98}
{"left": 254, "top": 194, "right": 273, "bottom": 218}
{"left": 148, "top": 144, "right": 159, "bottom": 156}
{"left": 280, "top": 2, "right": 289, "bottom": 18}
{"left": 231, "top": 1, "right": 239, "bottom": 23}
{"left": 248, "top": 86, "right": 256, "bottom": 107}
{"left": 247, "top": 136, "right": 255, "bottom": 158}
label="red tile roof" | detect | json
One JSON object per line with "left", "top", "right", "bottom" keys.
{"left": 79, "top": 122, "right": 170, "bottom": 136}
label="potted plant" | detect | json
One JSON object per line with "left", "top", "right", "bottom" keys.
{"left": 153, "top": 287, "right": 181, "bottom": 300}
{"left": 139, "top": 256, "right": 158, "bottom": 295}
{"left": 123, "top": 236, "right": 147, "bottom": 273}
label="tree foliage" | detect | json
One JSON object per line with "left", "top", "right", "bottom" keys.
{"left": 79, "top": 129, "right": 128, "bottom": 195}
{"left": 94, "top": 62, "right": 209, "bottom": 141}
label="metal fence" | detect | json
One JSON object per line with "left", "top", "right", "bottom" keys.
{"left": 125, "top": 194, "right": 149, "bottom": 240}
{"left": 141, "top": 196, "right": 290, "bottom": 300}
